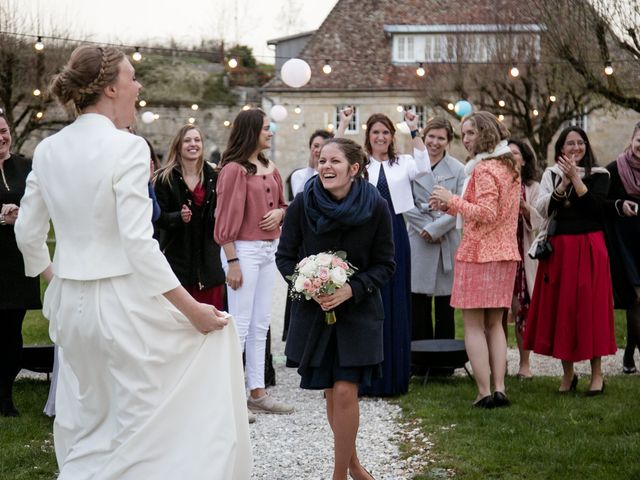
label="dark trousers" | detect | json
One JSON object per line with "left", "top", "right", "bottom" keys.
{"left": 411, "top": 294, "right": 455, "bottom": 340}
{"left": 0, "top": 309, "right": 26, "bottom": 402}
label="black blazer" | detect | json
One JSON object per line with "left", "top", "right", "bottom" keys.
{"left": 153, "top": 163, "right": 225, "bottom": 289}
{"left": 0, "top": 155, "right": 41, "bottom": 309}
{"left": 276, "top": 192, "right": 395, "bottom": 368}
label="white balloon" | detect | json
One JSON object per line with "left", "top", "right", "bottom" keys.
{"left": 269, "top": 105, "right": 288, "bottom": 122}
{"left": 141, "top": 111, "right": 155, "bottom": 124}
{"left": 280, "top": 58, "right": 311, "bottom": 88}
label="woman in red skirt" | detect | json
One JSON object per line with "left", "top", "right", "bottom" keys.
{"left": 431, "top": 112, "right": 521, "bottom": 408}
{"left": 524, "top": 126, "right": 616, "bottom": 394}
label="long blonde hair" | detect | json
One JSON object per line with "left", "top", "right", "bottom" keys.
{"left": 155, "top": 125, "right": 205, "bottom": 185}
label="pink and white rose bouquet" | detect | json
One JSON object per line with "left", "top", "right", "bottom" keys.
{"left": 287, "top": 251, "right": 357, "bottom": 324}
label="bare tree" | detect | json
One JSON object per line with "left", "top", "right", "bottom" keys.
{"left": 0, "top": 1, "right": 74, "bottom": 152}
{"left": 422, "top": 27, "right": 600, "bottom": 164}
{"left": 527, "top": 0, "right": 640, "bottom": 112}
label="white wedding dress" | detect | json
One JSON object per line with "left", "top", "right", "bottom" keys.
{"left": 15, "top": 113, "right": 252, "bottom": 479}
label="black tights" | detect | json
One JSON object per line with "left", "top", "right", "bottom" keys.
{"left": 0, "top": 310, "right": 26, "bottom": 405}
{"left": 624, "top": 303, "right": 640, "bottom": 366}
{"left": 411, "top": 294, "right": 455, "bottom": 341}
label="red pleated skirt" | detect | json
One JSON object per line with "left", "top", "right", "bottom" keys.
{"left": 523, "top": 231, "right": 616, "bottom": 362}
{"left": 185, "top": 284, "right": 225, "bottom": 311}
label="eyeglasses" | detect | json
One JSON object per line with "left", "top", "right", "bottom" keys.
{"left": 564, "top": 140, "right": 586, "bottom": 147}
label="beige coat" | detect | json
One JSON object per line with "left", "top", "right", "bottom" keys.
{"left": 522, "top": 181, "right": 543, "bottom": 297}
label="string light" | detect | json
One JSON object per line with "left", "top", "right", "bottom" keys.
{"left": 228, "top": 57, "right": 238, "bottom": 68}
{"left": 447, "top": 103, "right": 455, "bottom": 111}
{"left": 293, "top": 123, "right": 300, "bottom": 130}
{"left": 509, "top": 65, "right": 520, "bottom": 78}
{"left": 132, "top": 47, "right": 142, "bottom": 62}
{"left": 188, "top": 117, "right": 195, "bottom": 124}
{"left": 34, "top": 36, "right": 44, "bottom": 51}
{"left": 35, "top": 111, "right": 44, "bottom": 119}
{"left": 322, "top": 60, "right": 332, "bottom": 74}
{"left": 294, "top": 105, "right": 302, "bottom": 114}
{"left": 396, "top": 105, "right": 404, "bottom": 113}
{"left": 604, "top": 61, "right": 614, "bottom": 76}
{"left": 416, "top": 63, "right": 426, "bottom": 77}
{"left": 361, "top": 124, "right": 367, "bottom": 130}
{"left": 191, "top": 104, "right": 199, "bottom": 111}
{"left": 242, "top": 105, "right": 251, "bottom": 111}
{"left": 32, "top": 89, "right": 41, "bottom": 97}
{"left": 153, "top": 113, "right": 160, "bottom": 120}
{"left": 327, "top": 123, "right": 334, "bottom": 131}
{"left": 498, "top": 114, "right": 505, "bottom": 121}
{"left": 223, "top": 120, "right": 231, "bottom": 127}
{"left": 532, "top": 109, "right": 539, "bottom": 116}
{"left": 138, "top": 100, "right": 147, "bottom": 107}
{"left": 498, "top": 100, "right": 506, "bottom": 107}
{"left": 549, "top": 95, "right": 557, "bottom": 102}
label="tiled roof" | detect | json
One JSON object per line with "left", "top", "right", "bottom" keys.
{"left": 264, "top": 0, "right": 535, "bottom": 92}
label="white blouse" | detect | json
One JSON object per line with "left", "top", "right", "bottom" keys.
{"left": 367, "top": 148, "right": 431, "bottom": 214}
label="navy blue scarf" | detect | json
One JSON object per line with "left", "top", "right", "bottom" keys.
{"left": 303, "top": 175, "right": 378, "bottom": 234}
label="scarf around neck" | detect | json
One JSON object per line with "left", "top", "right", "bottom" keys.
{"left": 303, "top": 175, "right": 378, "bottom": 234}
{"left": 456, "top": 140, "right": 512, "bottom": 228}
{"left": 616, "top": 149, "right": 640, "bottom": 199}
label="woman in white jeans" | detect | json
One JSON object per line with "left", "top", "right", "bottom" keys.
{"left": 215, "top": 108, "right": 293, "bottom": 415}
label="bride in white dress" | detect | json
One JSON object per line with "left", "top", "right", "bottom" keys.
{"left": 14, "top": 45, "right": 252, "bottom": 480}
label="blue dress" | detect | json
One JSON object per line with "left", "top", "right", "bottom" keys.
{"left": 359, "top": 166, "right": 411, "bottom": 396}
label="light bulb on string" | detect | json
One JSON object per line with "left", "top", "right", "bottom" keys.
{"left": 509, "top": 66, "right": 519, "bottom": 78}
{"left": 188, "top": 117, "right": 195, "bottom": 124}
{"left": 35, "top": 111, "right": 44, "bottom": 119}
{"left": 228, "top": 57, "right": 238, "bottom": 69}
{"left": 32, "top": 89, "right": 41, "bottom": 97}
{"left": 153, "top": 113, "right": 160, "bottom": 120}
{"left": 549, "top": 95, "right": 557, "bottom": 102}
{"left": 132, "top": 48, "right": 142, "bottom": 62}
{"left": 293, "top": 123, "right": 300, "bottom": 130}
{"left": 294, "top": 105, "right": 302, "bottom": 114}
{"left": 532, "top": 109, "right": 539, "bottom": 117}
{"left": 191, "top": 104, "right": 199, "bottom": 111}
{"left": 327, "top": 123, "right": 334, "bottom": 131}
{"left": 34, "top": 36, "right": 44, "bottom": 51}
{"left": 498, "top": 114, "right": 505, "bottom": 121}
{"left": 498, "top": 100, "right": 506, "bottom": 107}
{"left": 604, "top": 61, "right": 614, "bottom": 76}
{"left": 416, "top": 63, "right": 426, "bottom": 77}
{"left": 396, "top": 105, "right": 404, "bottom": 113}
{"left": 361, "top": 124, "right": 367, "bottom": 130}
{"left": 322, "top": 60, "right": 332, "bottom": 74}
{"left": 242, "top": 105, "right": 251, "bottom": 111}
{"left": 138, "top": 100, "right": 147, "bottom": 107}
{"left": 223, "top": 120, "right": 231, "bottom": 127}
{"left": 447, "top": 103, "right": 455, "bottom": 111}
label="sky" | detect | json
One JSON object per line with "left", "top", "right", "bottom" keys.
{"left": 7, "top": 0, "right": 338, "bottom": 63}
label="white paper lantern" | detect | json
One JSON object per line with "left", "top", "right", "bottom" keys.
{"left": 269, "top": 105, "right": 288, "bottom": 122}
{"left": 141, "top": 111, "right": 155, "bottom": 124}
{"left": 280, "top": 58, "right": 311, "bottom": 88}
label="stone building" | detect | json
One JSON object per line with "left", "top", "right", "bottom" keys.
{"left": 263, "top": 0, "right": 639, "bottom": 179}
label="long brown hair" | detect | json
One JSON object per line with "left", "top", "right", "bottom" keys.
{"left": 219, "top": 108, "right": 269, "bottom": 175}
{"left": 50, "top": 45, "right": 124, "bottom": 111}
{"left": 364, "top": 113, "right": 398, "bottom": 166}
{"left": 462, "top": 111, "right": 519, "bottom": 180}
{"left": 154, "top": 125, "right": 205, "bottom": 185}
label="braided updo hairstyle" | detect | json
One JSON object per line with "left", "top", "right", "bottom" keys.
{"left": 50, "top": 46, "right": 125, "bottom": 111}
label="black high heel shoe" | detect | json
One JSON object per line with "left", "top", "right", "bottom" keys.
{"left": 492, "top": 391, "right": 510, "bottom": 407}
{"left": 559, "top": 374, "right": 578, "bottom": 394}
{"left": 585, "top": 380, "right": 605, "bottom": 397}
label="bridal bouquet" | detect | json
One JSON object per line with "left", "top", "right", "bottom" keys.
{"left": 287, "top": 251, "right": 357, "bottom": 325}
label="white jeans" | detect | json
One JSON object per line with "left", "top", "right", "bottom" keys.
{"left": 223, "top": 240, "right": 278, "bottom": 391}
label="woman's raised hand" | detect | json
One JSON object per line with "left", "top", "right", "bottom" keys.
{"left": 339, "top": 106, "right": 354, "bottom": 123}
{"left": 404, "top": 110, "right": 418, "bottom": 131}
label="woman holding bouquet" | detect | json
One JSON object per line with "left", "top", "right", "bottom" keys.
{"left": 337, "top": 107, "right": 430, "bottom": 396}
{"left": 276, "top": 138, "right": 395, "bottom": 480}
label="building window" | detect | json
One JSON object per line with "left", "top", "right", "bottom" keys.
{"left": 335, "top": 105, "right": 359, "bottom": 134}
{"left": 401, "top": 105, "right": 427, "bottom": 130}
{"left": 564, "top": 112, "right": 589, "bottom": 132}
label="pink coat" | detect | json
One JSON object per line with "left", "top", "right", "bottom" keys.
{"left": 447, "top": 159, "right": 521, "bottom": 263}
